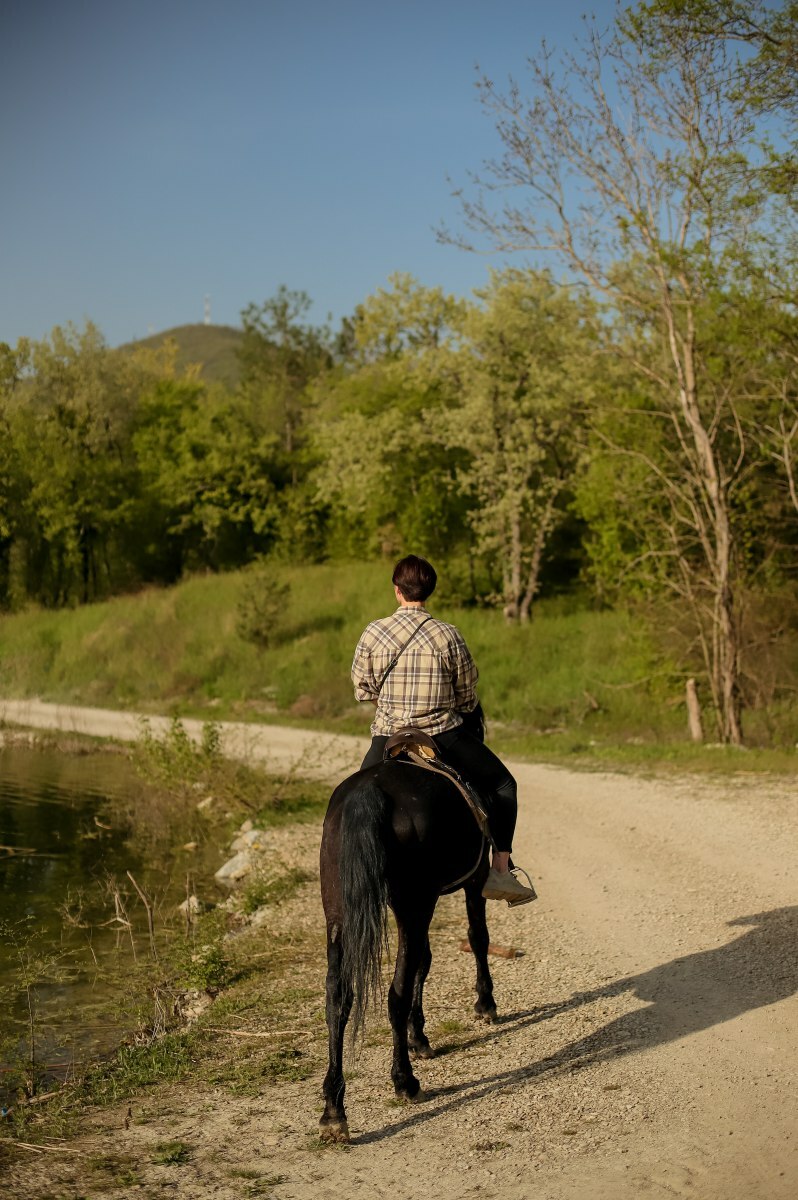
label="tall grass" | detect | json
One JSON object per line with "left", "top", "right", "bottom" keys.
{"left": 0, "top": 561, "right": 795, "bottom": 763}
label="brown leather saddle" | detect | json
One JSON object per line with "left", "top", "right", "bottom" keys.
{"left": 383, "top": 727, "right": 496, "bottom": 851}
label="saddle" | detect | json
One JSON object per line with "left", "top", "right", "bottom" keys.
{"left": 382, "top": 727, "right": 496, "bottom": 851}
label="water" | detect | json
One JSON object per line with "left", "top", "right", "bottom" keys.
{"left": 0, "top": 746, "right": 213, "bottom": 1092}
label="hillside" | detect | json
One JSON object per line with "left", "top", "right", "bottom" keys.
{"left": 121, "top": 322, "right": 243, "bottom": 387}
{"left": 0, "top": 561, "right": 795, "bottom": 768}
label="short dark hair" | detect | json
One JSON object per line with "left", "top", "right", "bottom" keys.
{"left": 392, "top": 555, "right": 437, "bottom": 602}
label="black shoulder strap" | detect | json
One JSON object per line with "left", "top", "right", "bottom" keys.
{"left": 376, "top": 616, "right": 434, "bottom": 695}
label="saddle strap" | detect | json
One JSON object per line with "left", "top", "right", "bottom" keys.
{"left": 404, "top": 749, "right": 497, "bottom": 853}
{"left": 376, "top": 617, "right": 435, "bottom": 695}
{"left": 439, "top": 835, "right": 488, "bottom": 894}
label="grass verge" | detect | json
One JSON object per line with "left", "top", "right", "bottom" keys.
{"left": 2, "top": 558, "right": 797, "bottom": 770}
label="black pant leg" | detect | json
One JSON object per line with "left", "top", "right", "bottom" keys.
{"left": 360, "top": 736, "right": 388, "bottom": 770}
{"left": 435, "top": 728, "right": 518, "bottom": 853}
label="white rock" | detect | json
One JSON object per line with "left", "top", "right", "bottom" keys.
{"left": 230, "top": 828, "right": 268, "bottom": 852}
{"left": 214, "top": 850, "right": 253, "bottom": 888}
{"left": 196, "top": 796, "right": 214, "bottom": 811}
{"left": 178, "top": 894, "right": 203, "bottom": 915}
{"left": 238, "top": 818, "right": 254, "bottom": 834}
{"left": 173, "top": 989, "right": 214, "bottom": 1023}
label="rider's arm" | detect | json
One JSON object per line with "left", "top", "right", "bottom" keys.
{"left": 351, "top": 631, "right": 378, "bottom": 703}
{"left": 450, "top": 631, "right": 479, "bottom": 713}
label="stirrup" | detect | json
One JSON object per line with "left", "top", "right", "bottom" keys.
{"left": 507, "top": 866, "right": 537, "bottom": 907}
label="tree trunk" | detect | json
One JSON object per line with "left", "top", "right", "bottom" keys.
{"left": 666, "top": 305, "right": 744, "bottom": 744}
{"left": 685, "top": 678, "right": 704, "bottom": 743}
{"left": 518, "top": 489, "right": 560, "bottom": 623}
{"left": 503, "top": 511, "right": 523, "bottom": 622}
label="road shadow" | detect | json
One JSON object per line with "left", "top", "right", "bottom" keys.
{"left": 355, "top": 905, "right": 798, "bottom": 1144}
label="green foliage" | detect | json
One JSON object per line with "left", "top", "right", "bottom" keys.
{"left": 135, "top": 716, "right": 222, "bottom": 792}
{"left": 173, "top": 909, "right": 230, "bottom": 991}
{"left": 132, "top": 714, "right": 297, "bottom": 823}
{"left": 448, "top": 0, "right": 798, "bottom": 737}
{"left": 239, "top": 286, "right": 333, "bottom": 477}
{"left": 438, "top": 269, "right": 597, "bottom": 617}
{"left": 0, "top": 322, "right": 164, "bottom": 607}
{"left": 132, "top": 378, "right": 282, "bottom": 572}
{"left": 236, "top": 561, "right": 291, "bottom": 649}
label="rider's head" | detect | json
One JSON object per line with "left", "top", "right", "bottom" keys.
{"left": 392, "top": 555, "right": 437, "bottom": 603}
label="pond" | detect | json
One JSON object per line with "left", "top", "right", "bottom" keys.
{"left": 0, "top": 745, "right": 218, "bottom": 1097}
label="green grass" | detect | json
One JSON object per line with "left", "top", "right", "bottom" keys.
{"left": 151, "top": 1139, "right": 192, "bottom": 1165}
{"left": 0, "top": 560, "right": 796, "bottom": 769}
{"left": 240, "top": 866, "right": 315, "bottom": 915}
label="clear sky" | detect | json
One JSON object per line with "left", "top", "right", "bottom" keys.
{"left": 1, "top": 0, "right": 616, "bottom": 347}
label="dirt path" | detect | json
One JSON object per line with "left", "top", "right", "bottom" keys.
{"left": 2, "top": 702, "right": 797, "bottom": 1199}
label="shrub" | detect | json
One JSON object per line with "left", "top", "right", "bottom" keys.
{"left": 236, "top": 564, "right": 290, "bottom": 650}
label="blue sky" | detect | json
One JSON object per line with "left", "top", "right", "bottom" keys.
{"left": 2, "top": 0, "right": 617, "bottom": 347}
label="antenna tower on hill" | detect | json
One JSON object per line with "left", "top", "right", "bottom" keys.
{"left": 204, "top": 294, "right": 211, "bottom": 326}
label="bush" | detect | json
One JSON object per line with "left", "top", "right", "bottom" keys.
{"left": 236, "top": 564, "right": 291, "bottom": 650}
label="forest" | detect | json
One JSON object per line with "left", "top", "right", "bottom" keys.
{"left": 1, "top": 0, "right": 797, "bottom": 747}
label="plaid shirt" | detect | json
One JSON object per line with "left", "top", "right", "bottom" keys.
{"left": 352, "top": 606, "right": 479, "bottom": 736}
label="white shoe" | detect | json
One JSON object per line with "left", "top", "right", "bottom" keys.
{"left": 482, "top": 867, "right": 537, "bottom": 906}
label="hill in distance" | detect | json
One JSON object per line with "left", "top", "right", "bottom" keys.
{"left": 122, "top": 323, "right": 244, "bottom": 388}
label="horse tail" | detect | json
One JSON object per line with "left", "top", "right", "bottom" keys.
{"left": 339, "top": 777, "right": 390, "bottom": 1040}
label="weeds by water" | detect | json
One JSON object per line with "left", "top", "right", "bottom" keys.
{"left": 131, "top": 715, "right": 328, "bottom": 827}
{"left": 0, "top": 725, "right": 326, "bottom": 1151}
{"left": 240, "top": 866, "right": 314, "bottom": 915}
{"left": 0, "top": 919, "right": 80, "bottom": 1101}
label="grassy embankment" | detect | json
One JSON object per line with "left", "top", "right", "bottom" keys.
{"left": 0, "top": 723, "right": 331, "bottom": 1159}
{"left": 0, "top": 560, "right": 795, "bottom": 771}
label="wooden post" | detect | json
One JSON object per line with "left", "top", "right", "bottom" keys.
{"left": 686, "top": 678, "right": 704, "bottom": 743}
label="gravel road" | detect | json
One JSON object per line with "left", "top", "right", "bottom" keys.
{"left": 2, "top": 701, "right": 796, "bottom": 1199}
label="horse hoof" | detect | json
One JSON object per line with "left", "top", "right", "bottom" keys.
{"left": 410, "top": 1044, "right": 436, "bottom": 1060}
{"left": 319, "top": 1120, "right": 350, "bottom": 1144}
{"left": 475, "top": 1006, "right": 498, "bottom": 1024}
{"left": 396, "top": 1086, "right": 426, "bottom": 1104}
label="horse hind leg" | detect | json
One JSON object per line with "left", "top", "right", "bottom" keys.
{"left": 407, "top": 936, "right": 435, "bottom": 1059}
{"left": 465, "top": 881, "right": 498, "bottom": 1023}
{"left": 319, "top": 923, "right": 353, "bottom": 1143}
{"left": 389, "top": 908, "right": 434, "bottom": 1101}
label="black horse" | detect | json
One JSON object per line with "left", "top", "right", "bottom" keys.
{"left": 318, "top": 757, "right": 497, "bottom": 1143}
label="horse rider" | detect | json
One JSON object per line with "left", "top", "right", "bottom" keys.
{"left": 352, "top": 554, "right": 536, "bottom": 906}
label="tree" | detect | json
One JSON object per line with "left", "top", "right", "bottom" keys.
{"left": 239, "top": 287, "right": 332, "bottom": 470}
{"left": 132, "top": 380, "right": 282, "bottom": 572}
{"left": 438, "top": 269, "right": 596, "bottom": 621}
{"left": 312, "top": 277, "right": 472, "bottom": 562}
{"left": 446, "top": 1, "right": 798, "bottom": 740}
{"left": 5, "top": 324, "right": 158, "bottom": 605}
